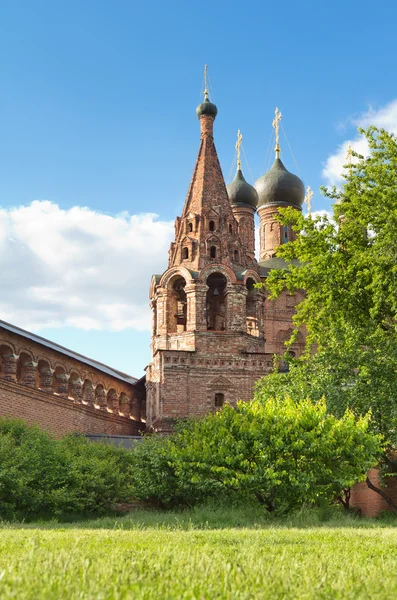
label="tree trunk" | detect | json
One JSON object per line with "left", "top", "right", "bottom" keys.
{"left": 366, "top": 476, "right": 397, "bottom": 513}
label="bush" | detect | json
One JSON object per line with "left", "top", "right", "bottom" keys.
{"left": 0, "top": 419, "right": 135, "bottom": 519}
{"left": 131, "top": 398, "right": 383, "bottom": 514}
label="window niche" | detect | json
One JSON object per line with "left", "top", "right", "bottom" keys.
{"left": 206, "top": 272, "right": 227, "bottom": 331}
{"left": 246, "top": 277, "right": 258, "bottom": 336}
{"left": 214, "top": 392, "right": 224, "bottom": 408}
{"left": 210, "top": 246, "right": 217, "bottom": 259}
{"left": 182, "top": 247, "right": 189, "bottom": 260}
{"left": 167, "top": 276, "right": 187, "bottom": 333}
{"left": 209, "top": 220, "right": 215, "bottom": 232}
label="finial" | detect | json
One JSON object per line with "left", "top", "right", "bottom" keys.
{"left": 272, "top": 107, "right": 282, "bottom": 159}
{"left": 304, "top": 185, "right": 313, "bottom": 215}
{"left": 204, "top": 64, "right": 209, "bottom": 101}
{"left": 236, "top": 130, "right": 243, "bottom": 171}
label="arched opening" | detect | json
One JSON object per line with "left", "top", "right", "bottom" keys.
{"left": 246, "top": 277, "right": 258, "bottom": 336}
{"left": 214, "top": 392, "right": 224, "bottom": 408}
{"left": 229, "top": 224, "right": 233, "bottom": 234}
{"left": 54, "top": 365, "right": 68, "bottom": 396}
{"left": 38, "top": 359, "right": 53, "bottom": 392}
{"left": 188, "top": 222, "right": 193, "bottom": 233}
{"left": 182, "top": 247, "right": 189, "bottom": 260}
{"left": 107, "top": 388, "right": 119, "bottom": 412}
{"left": 210, "top": 246, "right": 216, "bottom": 259}
{"left": 283, "top": 225, "right": 289, "bottom": 243}
{"left": 68, "top": 372, "right": 83, "bottom": 402}
{"left": 95, "top": 384, "right": 107, "bottom": 410}
{"left": 234, "top": 250, "right": 239, "bottom": 262}
{"left": 209, "top": 220, "right": 215, "bottom": 232}
{"left": 206, "top": 272, "right": 227, "bottom": 331}
{"left": 83, "top": 379, "right": 95, "bottom": 406}
{"left": 0, "top": 345, "right": 15, "bottom": 380}
{"left": 17, "top": 352, "right": 37, "bottom": 387}
{"left": 167, "top": 276, "right": 187, "bottom": 333}
{"left": 119, "top": 393, "right": 130, "bottom": 416}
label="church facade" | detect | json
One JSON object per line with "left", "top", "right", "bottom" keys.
{"left": 145, "top": 93, "right": 305, "bottom": 432}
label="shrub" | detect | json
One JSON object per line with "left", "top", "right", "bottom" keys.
{"left": 0, "top": 419, "right": 135, "bottom": 519}
{"left": 130, "top": 399, "right": 382, "bottom": 513}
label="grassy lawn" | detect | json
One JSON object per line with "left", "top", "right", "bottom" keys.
{"left": 0, "top": 507, "right": 396, "bottom": 599}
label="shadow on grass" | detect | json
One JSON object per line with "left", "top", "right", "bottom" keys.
{"left": 2, "top": 503, "right": 397, "bottom": 531}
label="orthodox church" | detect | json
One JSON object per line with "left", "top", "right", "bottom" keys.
{"left": 0, "top": 83, "right": 306, "bottom": 438}
{"left": 145, "top": 91, "right": 306, "bottom": 432}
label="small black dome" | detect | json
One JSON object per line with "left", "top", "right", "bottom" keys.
{"left": 255, "top": 158, "right": 305, "bottom": 208}
{"left": 196, "top": 98, "right": 218, "bottom": 119}
{"left": 227, "top": 169, "right": 258, "bottom": 208}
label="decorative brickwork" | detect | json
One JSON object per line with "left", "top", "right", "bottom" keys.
{"left": 0, "top": 325, "right": 145, "bottom": 436}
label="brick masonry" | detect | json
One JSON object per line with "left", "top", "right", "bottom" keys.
{"left": 0, "top": 326, "right": 145, "bottom": 436}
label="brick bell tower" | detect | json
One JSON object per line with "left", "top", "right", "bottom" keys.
{"left": 146, "top": 84, "right": 270, "bottom": 432}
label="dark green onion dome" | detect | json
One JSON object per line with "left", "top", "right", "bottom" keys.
{"left": 227, "top": 169, "right": 258, "bottom": 208}
{"left": 255, "top": 158, "right": 305, "bottom": 208}
{"left": 196, "top": 94, "right": 218, "bottom": 119}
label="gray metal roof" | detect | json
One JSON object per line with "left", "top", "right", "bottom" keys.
{"left": 0, "top": 319, "right": 137, "bottom": 385}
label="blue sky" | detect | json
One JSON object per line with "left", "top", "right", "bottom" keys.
{"left": 1, "top": 0, "right": 396, "bottom": 376}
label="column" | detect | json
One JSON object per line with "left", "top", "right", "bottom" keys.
{"left": 225, "top": 284, "right": 247, "bottom": 332}
{"left": 185, "top": 283, "right": 208, "bottom": 331}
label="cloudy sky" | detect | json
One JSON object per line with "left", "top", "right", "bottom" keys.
{"left": 1, "top": 1, "right": 396, "bottom": 375}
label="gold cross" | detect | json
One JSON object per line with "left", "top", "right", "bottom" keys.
{"left": 304, "top": 185, "right": 313, "bottom": 215}
{"left": 272, "top": 107, "right": 282, "bottom": 157}
{"left": 204, "top": 64, "right": 209, "bottom": 100}
{"left": 236, "top": 130, "right": 243, "bottom": 170}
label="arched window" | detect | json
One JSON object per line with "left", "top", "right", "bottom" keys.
{"left": 229, "top": 224, "right": 233, "bottom": 234}
{"left": 188, "top": 222, "right": 193, "bottom": 233}
{"left": 283, "top": 226, "right": 289, "bottom": 243}
{"left": 206, "top": 272, "right": 227, "bottom": 331}
{"left": 182, "top": 247, "right": 189, "bottom": 260}
{"left": 167, "top": 276, "right": 187, "bottom": 333}
{"left": 210, "top": 246, "right": 216, "bottom": 258}
{"left": 209, "top": 220, "right": 215, "bottom": 232}
{"left": 234, "top": 250, "right": 239, "bottom": 261}
{"left": 246, "top": 277, "right": 258, "bottom": 336}
{"left": 215, "top": 393, "right": 224, "bottom": 408}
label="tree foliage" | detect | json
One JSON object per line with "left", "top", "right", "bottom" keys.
{"left": 266, "top": 126, "right": 397, "bottom": 347}
{"left": 131, "top": 399, "right": 382, "bottom": 514}
{"left": 260, "top": 127, "right": 397, "bottom": 448}
{"left": 0, "top": 419, "right": 135, "bottom": 519}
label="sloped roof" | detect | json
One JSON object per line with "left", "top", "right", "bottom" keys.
{"left": 0, "top": 319, "right": 137, "bottom": 385}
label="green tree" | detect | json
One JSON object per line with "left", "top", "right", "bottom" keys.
{"left": 169, "top": 398, "right": 381, "bottom": 513}
{"left": 258, "top": 126, "right": 397, "bottom": 507}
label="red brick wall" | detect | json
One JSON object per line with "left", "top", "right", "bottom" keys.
{"left": 350, "top": 468, "right": 397, "bottom": 517}
{"left": 0, "top": 378, "right": 140, "bottom": 437}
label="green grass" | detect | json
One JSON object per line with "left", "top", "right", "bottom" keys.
{"left": 0, "top": 506, "right": 396, "bottom": 599}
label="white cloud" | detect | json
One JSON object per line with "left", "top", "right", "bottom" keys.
{"left": 322, "top": 99, "right": 397, "bottom": 187}
{"left": 0, "top": 201, "right": 174, "bottom": 332}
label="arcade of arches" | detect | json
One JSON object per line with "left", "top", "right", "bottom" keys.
{"left": 0, "top": 323, "right": 145, "bottom": 438}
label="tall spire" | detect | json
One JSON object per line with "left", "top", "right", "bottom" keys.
{"left": 168, "top": 68, "right": 242, "bottom": 270}
{"left": 272, "top": 107, "right": 282, "bottom": 159}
